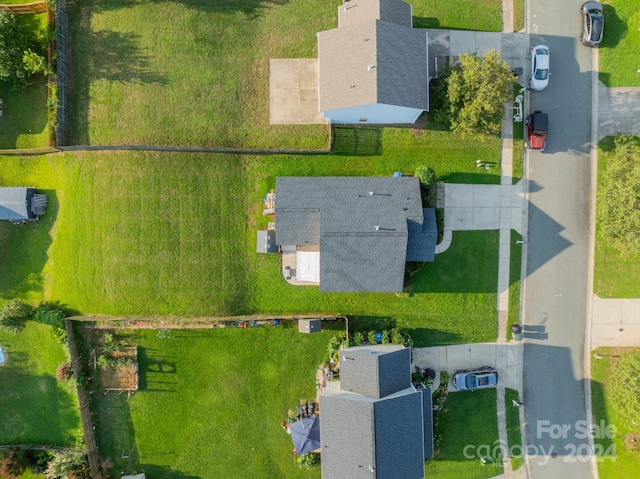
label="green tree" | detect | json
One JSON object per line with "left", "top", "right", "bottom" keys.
{"left": 597, "top": 135, "right": 640, "bottom": 257}
{"left": 44, "top": 449, "right": 87, "bottom": 479}
{"left": 0, "top": 299, "right": 34, "bottom": 333}
{"left": 0, "top": 11, "right": 45, "bottom": 87}
{"left": 414, "top": 166, "right": 437, "bottom": 191}
{"left": 438, "top": 50, "right": 513, "bottom": 138}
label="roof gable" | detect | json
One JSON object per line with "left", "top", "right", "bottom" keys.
{"left": 340, "top": 347, "right": 411, "bottom": 397}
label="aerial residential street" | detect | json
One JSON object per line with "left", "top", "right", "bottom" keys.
{"left": 523, "top": 0, "right": 594, "bottom": 477}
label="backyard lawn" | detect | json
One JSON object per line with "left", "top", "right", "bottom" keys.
{"left": 599, "top": 0, "right": 640, "bottom": 87}
{"left": 425, "top": 389, "right": 502, "bottom": 479}
{"left": 591, "top": 348, "right": 640, "bottom": 478}
{"left": 594, "top": 138, "right": 640, "bottom": 298}
{"left": 0, "top": 321, "right": 81, "bottom": 445}
{"left": 82, "top": 326, "right": 334, "bottom": 478}
{"left": 67, "top": 0, "right": 334, "bottom": 148}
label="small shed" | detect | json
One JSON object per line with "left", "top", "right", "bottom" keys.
{"left": 298, "top": 318, "right": 321, "bottom": 334}
{"left": 0, "top": 187, "right": 47, "bottom": 221}
{"left": 257, "top": 230, "right": 278, "bottom": 253}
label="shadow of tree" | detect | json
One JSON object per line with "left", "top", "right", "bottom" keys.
{"left": 0, "top": 77, "right": 48, "bottom": 149}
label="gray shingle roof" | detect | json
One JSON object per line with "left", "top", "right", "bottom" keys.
{"left": 274, "top": 177, "right": 436, "bottom": 292}
{"left": 340, "top": 347, "right": 411, "bottom": 398}
{"left": 319, "top": 347, "right": 428, "bottom": 479}
{"left": 338, "top": 0, "right": 412, "bottom": 29}
{"left": 406, "top": 208, "right": 437, "bottom": 262}
{"left": 318, "top": 19, "right": 428, "bottom": 112}
{"left": 0, "top": 187, "right": 34, "bottom": 220}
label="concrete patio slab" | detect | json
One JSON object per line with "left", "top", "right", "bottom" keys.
{"left": 598, "top": 83, "right": 640, "bottom": 139}
{"left": 269, "top": 59, "right": 327, "bottom": 125}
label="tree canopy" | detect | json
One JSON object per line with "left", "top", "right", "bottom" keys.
{"left": 0, "top": 11, "right": 46, "bottom": 88}
{"left": 433, "top": 49, "right": 513, "bottom": 139}
{"left": 597, "top": 135, "right": 640, "bottom": 257}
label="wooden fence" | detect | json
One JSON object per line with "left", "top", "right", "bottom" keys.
{"left": 0, "top": 1, "right": 48, "bottom": 14}
{"left": 66, "top": 319, "right": 104, "bottom": 479}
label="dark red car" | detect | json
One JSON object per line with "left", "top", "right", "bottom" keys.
{"left": 525, "top": 111, "right": 548, "bottom": 151}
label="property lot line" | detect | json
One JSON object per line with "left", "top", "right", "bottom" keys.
{"left": 59, "top": 144, "right": 331, "bottom": 155}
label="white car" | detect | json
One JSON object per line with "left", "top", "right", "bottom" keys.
{"left": 529, "top": 45, "right": 550, "bottom": 91}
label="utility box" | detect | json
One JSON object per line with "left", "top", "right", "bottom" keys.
{"left": 298, "top": 318, "right": 321, "bottom": 334}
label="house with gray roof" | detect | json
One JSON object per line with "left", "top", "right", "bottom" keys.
{"left": 317, "top": 0, "right": 428, "bottom": 124}
{"left": 320, "top": 345, "right": 433, "bottom": 479}
{"left": 274, "top": 176, "right": 437, "bottom": 293}
{"left": 0, "top": 187, "right": 47, "bottom": 221}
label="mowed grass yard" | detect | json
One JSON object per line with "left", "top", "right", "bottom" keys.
{"left": 86, "top": 327, "right": 335, "bottom": 478}
{"left": 594, "top": 139, "right": 640, "bottom": 297}
{"left": 0, "top": 321, "right": 81, "bottom": 445}
{"left": 67, "top": 0, "right": 503, "bottom": 147}
{"left": 591, "top": 348, "right": 640, "bottom": 478}
{"left": 425, "top": 389, "right": 502, "bottom": 479}
{"left": 599, "top": 0, "right": 640, "bottom": 87}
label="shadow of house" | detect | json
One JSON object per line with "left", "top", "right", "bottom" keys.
{"left": 320, "top": 345, "right": 432, "bottom": 479}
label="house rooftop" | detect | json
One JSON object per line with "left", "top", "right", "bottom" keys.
{"left": 274, "top": 177, "right": 436, "bottom": 292}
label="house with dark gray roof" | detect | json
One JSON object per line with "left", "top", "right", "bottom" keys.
{"left": 0, "top": 187, "right": 47, "bottom": 221}
{"left": 274, "top": 176, "right": 436, "bottom": 293}
{"left": 317, "top": 0, "right": 428, "bottom": 124}
{"left": 320, "top": 345, "right": 433, "bottom": 479}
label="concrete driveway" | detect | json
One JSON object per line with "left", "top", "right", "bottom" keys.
{"left": 412, "top": 343, "right": 521, "bottom": 391}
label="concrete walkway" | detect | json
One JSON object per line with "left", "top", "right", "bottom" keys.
{"left": 591, "top": 296, "right": 640, "bottom": 348}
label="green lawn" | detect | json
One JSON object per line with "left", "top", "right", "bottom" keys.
{"left": 507, "top": 231, "right": 522, "bottom": 340}
{"left": 599, "top": 0, "right": 640, "bottom": 87}
{"left": 0, "top": 321, "right": 81, "bottom": 445}
{"left": 505, "top": 388, "right": 523, "bottom": 471}
{"left": 67, "top": 0, "right": 333, "bottom": 148}
{"left": 82, "top": 327, "right": 333, "bottom": 478}
{"left": 513, "top": 0, "right": 524, "bottom": 32}
{"left": 0, "top": 13, "right": 49, "bottom": 149}
{"left": 412, "top": 0, "right": 502, "bottom": 31}
{"left": 426, "top": 389, "right": 502, "bottom": 478}
{"left": 591, "top": 348, "right": 640, "bottom": 478}
{"left": 594, "top": 138, "right": 640, "bottom": 298}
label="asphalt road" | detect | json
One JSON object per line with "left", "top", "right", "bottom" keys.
{"left": 523, "top": 0, "right": 594, "bottom": 478}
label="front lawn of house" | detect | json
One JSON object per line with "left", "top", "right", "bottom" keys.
{"left": 0, "top": 321, "right": 81, "bottom": 445}
{"left": 80, "top": 326, "right": 334, "bottom": 478}
{"left": 599, "top": 0, "right": 640, "bottom": 87}
{"left": 412, "top": 0, "right": 502, "bottom": 31}
{"left": 594, "top": 138, "right": 640, "bottom": 298}
{"left": 425, "top": 388, "right": 502, "bottom": 478}
{"left": 591, "top": 348, "right": 640, "bottom": 478}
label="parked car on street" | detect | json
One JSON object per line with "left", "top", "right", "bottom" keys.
{"left": 452, "top": 367, "right": 498, "bottom": 391}
{"left": 529, "top": 45, "right": 550, "bottom": 91}
{"left": 580, "top": 1, "right": 604, "bottom": 46}
{"left": 525, "top": 111, "right": 548, "bottom": 151}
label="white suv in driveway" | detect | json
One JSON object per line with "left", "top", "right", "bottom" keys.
{"left": 529, "top": 45, "right": 550, "bottom": 91}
